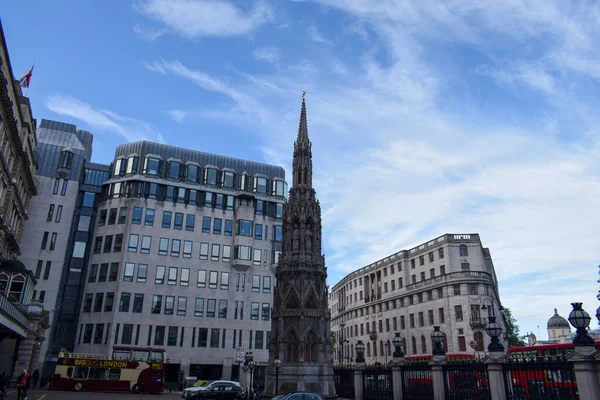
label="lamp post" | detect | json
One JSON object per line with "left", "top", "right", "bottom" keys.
{"left": 568, "top": 302, "right": 594, "bottom": 346}
{"left": 355, "top": 340, "right": 365, "bottom": 363}
{"left": 339, "top": 323, "right": 345, "bottom": 366}
{"left": 431, "top": 326, "right": 446, "bottom": 356}
{"left": 393, "top": 332, "right": 404, "bottom": 358}
{"left": 248, "top": 360, "right": 255, "bottom": 399}
{"left": 384, "top": 342, "right": 389, "bottom": 365}
{"left": 485, "top": 316, "right": 505, "bottom": 352}
{"left": 273, "top": 358, "right": 281, "bottom": 396}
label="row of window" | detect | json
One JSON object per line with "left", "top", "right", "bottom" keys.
{"left": 112, "top": 155, "right": 286, "bottom": 196}
{"left": 51, "top": 178, "right": 69, "bottom": 196}
{"left": 78, "top": 322, "right": 271, "bottom": 351}
{"left": 82, "top": 291, "right": 271, "bottom": 321}
{"left": 34, "top": 260, "right": 52, "bottom": 280}
{"left": 46, "top": 204, "right": 63, "bottom": 223}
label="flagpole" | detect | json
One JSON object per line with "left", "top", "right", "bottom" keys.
{"left": 25, "top": 60, "right": 35, "bottom": 96}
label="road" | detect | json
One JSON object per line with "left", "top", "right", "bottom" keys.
{"left": 4, "top": 389, "right": 184, "bottom": 399}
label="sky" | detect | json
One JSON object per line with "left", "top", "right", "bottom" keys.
{"left": 3, "top": 0, "right": 600, "bottom": 340}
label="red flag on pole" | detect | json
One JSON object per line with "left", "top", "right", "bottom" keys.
{"left": 19, "top": 64, "right": 34, "bottom": 88}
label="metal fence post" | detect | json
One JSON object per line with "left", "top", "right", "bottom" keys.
{"left": 484, "top": 351, "right": 507, "bottom": 400}
{"left": 567, "top": 345, "right": 600, "bottom": 400}
{"left": 354, "top": 363, "right": 364, "bottom": 400}
{"left": 391, "top": 360, "right": 403, "bottom": 400}
{"left": 431, "top": 354, "right": 445, "bottom": 400}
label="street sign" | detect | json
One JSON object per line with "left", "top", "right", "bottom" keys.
{"left": 235, "top": 347, "right": 245, "bottom": 362}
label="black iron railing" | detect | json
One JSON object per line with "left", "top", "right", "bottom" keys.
{"left": 402, "top": 364, "right": 434, "bottom": 400}
{"left": 443, "top": 361, "right": 491, "bottom": 400}
{"left": 363, "top": 366, "right": 393, "bottom": 400}
{"left": 334, "top": 367, "right": 355, "bottom": 399}
{"left": 503, "top": 361, "right": 579, "bottom": 400}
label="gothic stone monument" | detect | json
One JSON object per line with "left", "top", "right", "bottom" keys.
{"left": 263, "top": 98, "right": 336, "bottom": 397}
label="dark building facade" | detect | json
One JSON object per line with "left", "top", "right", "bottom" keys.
{"left": 265, "top": 99, "right": 336, "bottom": 396}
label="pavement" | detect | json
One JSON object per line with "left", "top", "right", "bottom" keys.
{"left": 3, "top": 388, "right": 184, "bottom": 399}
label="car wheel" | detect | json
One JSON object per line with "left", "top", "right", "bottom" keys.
{"left": 132, "top": 383, "right": 141, "bottom": 393}
{"left": 74, "top": 381, "right": 84, "bottom": 391}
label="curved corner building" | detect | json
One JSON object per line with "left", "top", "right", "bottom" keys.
{"left": 329, "top": 233, "right": 507, "bottom": 363}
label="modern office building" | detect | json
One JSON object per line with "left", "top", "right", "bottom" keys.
{"left": 0, "top": 19, "right": 37, "bottom": 261}
{"left": 74, "top": 141, "right": 287, "bottom": 384}
{"left": 18, "top": 119, "right": 110, "bottom": 379}
{"left": 329, "top": 233, "right": 507, "bottom": 364}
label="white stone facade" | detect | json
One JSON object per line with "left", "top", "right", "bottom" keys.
{"left": 329, "top": 233, "right": 507, "bottom": 364}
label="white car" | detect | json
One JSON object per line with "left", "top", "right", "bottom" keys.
{"left": 182, "top": 380, "right": 244, "bottom": 399}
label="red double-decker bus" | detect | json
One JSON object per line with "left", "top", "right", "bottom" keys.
{"left": 52, "top": 346, "right": 165, "bottom": 393}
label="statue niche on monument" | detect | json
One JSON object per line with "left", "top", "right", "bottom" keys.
{"left": 305, "top": 229, "right": 312, "bottom": 251}
{"left": 292, "top": 225, "right": 300, "bottom": 251}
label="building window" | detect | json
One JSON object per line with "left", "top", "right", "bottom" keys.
{"left": 254, "top": 224, "right": 263, "bottom": 240}
{"left": 455, "top": 306, "right": 463, "bottom": 321}
{"left": 262, "top": 303, "right": 270, "bottom": 321}
{"left": 114, "top": 234, "right": 123, "bottom": 252}
{"left": 171, "top": 239, "right": 181, "bottom": 257}
{"left": 222, "top": 245, "right": 231, "bottom": 262}
{"left": 83, "top": 294, "right": 93, "bottom": 312}
{"left": 177, "top": 297, "right": 187, "bottom": 316}
{"left": 108, "top": 208, "right": 117, "bottom": 225}
{"left": 419, "top": 255, "right": 424, "bottom": 266}
{"left": 197, "top": 270, "right": 206, "bottom": 288}
{"left": 132, "top": 207, "right": 142, "bottom": 224}
{"left": 174, "top": 213, "right": 183, "bottom": 230}
{"left": 94, "top": 237, "right": 102, "bottom": 254}
{"left": 164, "top": 296, "right": 175, "bottom": 315}
{"left": 137, "top": 264, "right": 148, "bottom": 283}
{"left": 199, "top": 242, "right": 209, "bottom": 260}
{"left": 128, "top": 234, "right": 139, "bottom": 252}
{"left": 61, "top": 180, "right": 69, "bottom": 196}
{"left": 273, "top": 226, "right": 283, "bottom": 242}
{"left": 459, "top": 244, "right": 468, "bottom": 256}
{"left": 103, "top": 235, "right": 113, "bottom": 253}
{"left": 186, "top": 215, "right": 195, "bottom": 231}
{"left": 119, "top": 293, "right": 131, "bottom": 312}
{"left": 206, "top": 299, "right": 216, "bottom": 318}
{"left": 461, "top": 263, "right": 470, "bottom": 271}
{"left": 213, "top": 218, "right": 222, "bottom": 235}
{"left": 98, "top": 209, "right": 107, "bottom": 226}
{"left": 168, "top": 267, "right": 178, "bottom": 285}
{"left": 167, "top": 327, "right": 178, "bottom": 346}
{"left": 155, "top": 266, "right": 165, "bottom": 284}
{"left": 251, "top": 302, "right": 259, "bottom": 320}
{"left": 88, "top": 264, "right": 98, "bottom": 283}
{"left": 145, "top": 209, "right": 155, "bottom": 226}
{"left": 140, "top": 236, "right": 151, "bottom": 254}
{"left": 162, "top": 211, "right": 172, "bottom": 228}
{"left": 194, "top": 298, "right": 204, "bottom": 317}
{"left": 262, "top": 276, "right": 271, "bottom": 293}
{"left": 152, "top": 295, "right": 162, "bottom": 314}
{"left": 183, "top": 241, "right": 193, "bottom": 258}
{"left": 132, "top": 294, "right": 144, "bottom": 313}
{"left": 144, "top": 157, "right": 161, "bottom": 175}
{"left": 234, "top": 245, "right": 251, "bottom": 260}
{"left": 458, "top": 336, "right": 467, "bottom": 352}
{"left": 453, "top": 284, "right": 461, "bottom": 295}
{"left": 236, "top": 220, "right": 253, "bottom": 236}
{"left": 218, "top": 300, "right": 227, "bottom": 318}
{"left": 220, "top": 272, "right": 229, "bottom": 290}
{"left": 124, "top": 263, "right": 134, "bottom": 282}
{"left": 211, "top": 244, "right": 220, "bottom": 261}
{"left": 72, "top": 241, "right": 85, "bottom": 257}
{"left": 159, "top": 238, "right": 168, "bottom": 256}
{"left": 154, "top": 326, "right": 165, "bottom": 346}
{"left": 104, "top": 293, "right": 114, "bottom": 312}
{"left": 78, "top": 215, "right": 92, "bottom": 232}
{"left": 53, "top": 179, "right": 60, "bottom": 195}
{"left": 209, "top": 271, "right": 218, "bottom": 289}
{"left": 224, "top": 220, "right": 233, "bottom": 236}
{"left": 180, "top": 268, "right": 190, "bottom": 286}
{"left": 47, "top": 204, "right": 54, "bottom": 221}
{"left": 50, "top": 233, "right": 58, "bottom": 250}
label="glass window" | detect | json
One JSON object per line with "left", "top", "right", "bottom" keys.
{"left": 194, "top": 298, "right": 204, "bottom": 317}
{"left": 104, "top": 293, "right": 114, "bottom": 312}
{"left": 253, "top": 177, "right": 267, "bottom": 193}
{"left": 144, "top": 157, "right": 161, "bottom": 175}
{"left": 213, "top": 218, "right": 222, "bottom": 235}
{"left": 164, "top": 296, "right": 175, "bottom": 315}
{"left": 77, "top": 215, "right": 91, "bottom": 232}
{"left": 186, "top": 215, "right": 195, "bottom": 231}
{"left": 174, "top": 213, "right": 183, "bottom": 230}
{"left": 180, "top": 268, "right": 190, "bottom": 286}
{"left": 168, "top": 267, "right": 178, "bottom": 285}
{"left": 215, "top": 194, "right": 224, "bottom": 209}
{"left": 224, "top": 219, "right": 233, "bottom": 236}
{"left": 251, "top": 302, "right": 259, "bottom": 320}
{"left": 141, "top": 236, "right": 151, "bottom": 254}
{"left": 128, "top": 234, "right": 139, "bottom": 252}
{"left": 204, "top": 168, "right": 218, "bottom": 185}
{"left": 255, "top": 200, "right": 265, "bottom": 215}
{"left": 53, "top": 179, "right": 60, "bottom": 195}
{"left": 162, "top": 211, "right": 172, "bottom": 228}
{"left": 226, "top": 195, "right": 234, "bottom": 211}
{"left": 118, "top": 207, "right": 127, "bottom": 224}
{"left": 137, "top": 264, "right": 148, "bottom": 283}
{"left": 253, "top": 249, "right": 261, "bottom": 266}
{"left": 236, "top": 220, "right": 253, "bottom": 236}
{"left": 209, "top": 271, "right": 218, "bottom": 289}
{"left": 263, "top": 276, "right": 271, "bottom": 293}
{"left": 166, "top": 186, "right": 175, "bottom": 202}
{"left": 220, "top": 272, "right": 229, "bottom": 290}
{"left": 124, "top": 263, "right": 134, "bottom": 282}
{"left": 276, "top": 204, "right": 283, "bottom": 219}
{"left": 202, "top": 217, "right": 211, "bottom": 233}
{"left": 199, "top": 242, "right": 209, "bottom": 260}
{"left": 98, "top": 209, "right": 107, "bottom": 226}
{"left": 126, "top": 156, "right": 138, "bottom": 174}
{"left": 72, "top": 241, "right": 86, "bottom": 258}
{"left": 132, "top": 207, "right": 142, "bottom": 224}
{"left": 108, "top": 208, "right": 117, "bottom": 225}
{"left": 186, "top": 165, "right": 198, "bottom": 182}
{"left": 197, "top": 270, "right": 206, "bottom": 288}
{"left": 183, "top": 241, "right": 193, "bottom": 258}
{"left": 154, "top": 326, "right": 165, "bottom": 346}
{"left": 234, "top": 245, "right": 251, "bottom": 260}
{"left": 210, "top": 328, "right": 220, "bottom": 347}
{"left": 99, "top": 263, "right": 108, "bottom": 282}
{"left": 188, "top": 189, "right": 198, "bottom": 205}
{"left": 221, "top": 171, "right": 234, "bottom": 187}
{"left": 222, "top": 245, "right": 231, "bottom": 262}
{"left": 168, "top": 162, "right": 181, "bottom": 179}
{"left": 132, "top": 294, "right": 144, "bottom": 313}
{"left": 152, "top": 295, "right": 162, "bottom": 314}
{"left": 274, "top": 226, "right": 283, "bottom": 242}
{"left": 119, "top": 293, "right": 131, "bottom": 312}
{"left": 177, "top": 297, "right": 187, "bottom": 316}
{"left": 103, "top": 236, "right": 113, "bottom": 253}
{"left": 159, "top": 238, "right": 168, "bottom": 256}
{"left": 218, "top": 300, "right": 227, "bottom": 318}
{"left": 207, "top": 299, "right": 216, "bottom": 318}
{"left": 155, "top": 266, "right": 165, "bottom": 284}
{"left": 252, "top": 276, "right": 260, "bottom": 292}
{"left": 88, "top": 264, "right": 98, "bottom": 283}
{"left": 255, "top": 224, "right": 263, "bottom": 240}
{"left": 47, "top": 204, "right": 55, "bottom": 221}
{"left": 171, "top": 239, "right": 181, "bottom": 257}
{"left": 83, "top": 294, "right": 93, "bottom": 312}
{"left": 262, "top": 303, "right": 270, "bottom": 321}
{"left": 204, "top": 192, "right": 213, "bottom": 207}
{"left": 211, "top": 244, "right": 220, "bottom": 261}
{"left": 459, "top": 244, "right": 468, "bottom": 257}
{"left": 197, "top": 328, "right": 208, "bottom": 347}
{"left": 144, "top": 209, "right": 155, "bottom": 226}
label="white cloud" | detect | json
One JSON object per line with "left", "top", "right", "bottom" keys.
{"left": 307, "top": 25, "right": 332, "bottom": 45}
{"left": 135, "top": 0, "right": 273, "bottom": 38}
{"left": 133, "top": 22, "right": 167, "bottom": 41}
{"left": 46, "top": 94, "right": 161, "bottom": 143}
{"left": 167, "top": 109, "right": 186, "bottom": 123}
{"left": 253, "top": 47, "right": 281, "bottom": 67}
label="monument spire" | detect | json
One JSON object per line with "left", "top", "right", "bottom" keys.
{"left": 292, "top": 94, "right": 313, "bottom": 188}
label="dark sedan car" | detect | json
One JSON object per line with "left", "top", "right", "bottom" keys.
{"left": 188, "top": 382, "right": 246, "bottom": 400}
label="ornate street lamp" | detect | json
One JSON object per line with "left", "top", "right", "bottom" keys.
{"left": 355, "top": 340, "right": 365, "bottom": 363}
{"left": 274, "top": 358, "right": 282, "bottom": 396}
{"left": 248, "top": 360, "right": 255, "bottom": 399}
{"left": 431, "top": 326, "right": 445, "bottom": 356}
{"left": 485, "top": 316, "right": 505, "bottom": 352}
{"left": 596, "top": 304, "right": 600, "bottom": 325}
{"left": 393, "top": 332, "right": 404, "bottom": 358}
{"left": 568, "top": 302, "right": 594, "bottom": 346}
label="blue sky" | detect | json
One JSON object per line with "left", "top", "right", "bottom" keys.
{"left": 3, "top": 0, "right": 600, "bottom": 340}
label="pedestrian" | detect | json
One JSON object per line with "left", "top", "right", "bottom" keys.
{"left": 31, "top": 370, "right": 39, "bottom": 390}
{"left": 17, "top": 369, "right": 29, "bottom": 400}
{"left": 0, "top": 372, "right": 8, "bottom": 400}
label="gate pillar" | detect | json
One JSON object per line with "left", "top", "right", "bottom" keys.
{"left": 353, "top": 363, "right": 364, "bottom": 400}
{"left": 431, "top": 354, "right": 445, "bottom": 400}
{"left": 484, "top": 351, "right": 506, "bottom": 400}
{"left": 567, "top": 345, "right": 600, "bottom": 400}
{"left": 391, "top": 360, "right": 403, "bottom": 400}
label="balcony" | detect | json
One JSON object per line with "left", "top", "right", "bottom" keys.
{"left": 405, "top": 271, "right": 495, "bottom": 291}
{"left": 469, "top": 318, "right": 487, "bottom": 329}
{"left": 0, "top": 292, "right": 30, "bottom": 337}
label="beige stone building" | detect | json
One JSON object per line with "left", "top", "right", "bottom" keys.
{"left": 329, "top": 233, "right": 507, "bottom": 364}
